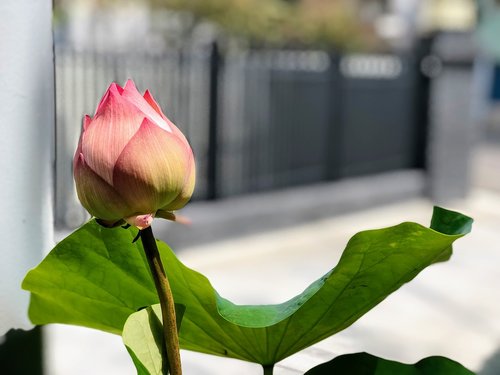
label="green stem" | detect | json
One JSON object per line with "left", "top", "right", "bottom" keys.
{"left": 263, "top": 364, "right": 274, "bottom": 375}
{"left": 140, "top": 226, "right": 182, "bottom": 375}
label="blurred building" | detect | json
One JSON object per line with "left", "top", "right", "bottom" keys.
{"left": 418, "top": 0, "right": 476, "bottom": 32}
{"left": 54, "top": 1, "right": 165, "bottom": 51}
{"left": 50, "top": 0, "right": 483, "bottom": 229}
{"left": 476, "top": 0, "right": 500, "bottom": 132}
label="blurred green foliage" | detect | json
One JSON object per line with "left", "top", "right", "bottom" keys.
{"left": 152, "top": 0, "right": 379, "bottom": 49}
{"left": 53, "top": 0, "right": 382, "bottom": 50}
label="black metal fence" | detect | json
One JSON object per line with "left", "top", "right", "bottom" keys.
{"left": 54, "top": 43, "right": 429, "bottom": 227}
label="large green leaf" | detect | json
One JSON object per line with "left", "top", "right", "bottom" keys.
{"left": 23, "top": 207, "right": 472, "bottom": 368}
{"left": 304, "top": 352, "right": 474, "bottom": 374}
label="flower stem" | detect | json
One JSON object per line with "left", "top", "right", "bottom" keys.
{"left": 263, "top": 364, "right": 274, "bottom": 375}
{"left": 140, "top": 226, "right": 182, "bottom": 375}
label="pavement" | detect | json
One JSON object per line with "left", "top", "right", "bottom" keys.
{"left": 45, "top": 141, "right": 500, "bottom": 374}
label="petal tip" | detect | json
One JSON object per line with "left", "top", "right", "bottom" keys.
{"left": 83, "top": 115, "right": 92, "bottom": 130}
{"left": 124, "top": 79, "right": 139, "bottom": 93}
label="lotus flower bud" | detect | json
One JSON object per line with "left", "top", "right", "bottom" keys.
{"left": 73, "top": 80, "right": 195, "bottom": 229}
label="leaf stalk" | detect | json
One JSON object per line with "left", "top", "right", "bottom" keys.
{"left": 263, "top": 364, "right": 274, "bottom": 375}
{"left": 140, "top": 226, "right": 182, "bottom": 375}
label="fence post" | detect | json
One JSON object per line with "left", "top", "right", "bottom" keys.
{"left": 207, "top": 41, "right": 221, "bottom": 200}
{"left": 426, "top": 31, "right": 476, "bottom": 203}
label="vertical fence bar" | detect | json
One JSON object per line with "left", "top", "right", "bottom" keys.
{"left": 326, "top": 51, "right": 342, "bottom": 181}
{"left": 413, "top": 35, "right": 434, "bottom": 170}
{"left": 206, "top": 41, "right": 220, "bottom": 200}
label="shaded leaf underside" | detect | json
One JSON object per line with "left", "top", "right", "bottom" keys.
{"left": 304, "top": 352, "right": 474, "bottom": 375}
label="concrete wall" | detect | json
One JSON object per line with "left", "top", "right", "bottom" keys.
{"left": 0, "top": 0, "right": 55, "bottom": 335}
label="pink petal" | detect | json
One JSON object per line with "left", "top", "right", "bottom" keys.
{"left": 94, "top": 83, "right": 124, "bottom": 115}
{"left": 112, "top": 118, "right": 191, "bottom": 213}
{"left": 143, "top": 88, "right": 191, "bottom": 148}
{"left": 143, "top": 89, "right": 164, "bottom": 117}
{"left": 81, "top": 85, "right": 146, "bottom": 185}
{"left": 156, "top": 210, "right": 191, "bottom": 225}
{"left": 83, "top": 115, "right": 92, "bottom": 131}
{"left": 73, "top": 116, "right": 88, "bottom": 171}
{"left": 125, "top": 213, "right": 154, "bottom": 230}
{"left": 73, "top": 137, "right": 83, "bottom": 172}
{"left": 122, "top": 80, "right": 171, "bottom": 132}
{"left": 74, "top": 153, "right": 131, "bottom": 221}
{"left": 162, "top": 150, "right": 195, "bottom": 211}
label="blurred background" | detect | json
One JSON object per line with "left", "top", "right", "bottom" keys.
{"left": 2, "top": 0, "right": 500, "bottom": 374}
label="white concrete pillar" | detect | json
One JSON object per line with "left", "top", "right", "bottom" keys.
{"left": 0, "top": 0, "right": 55, "bottom": 334}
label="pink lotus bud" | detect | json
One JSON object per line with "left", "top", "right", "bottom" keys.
{"left": 73, "top": 80, "right": 195, "bottom": 229}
